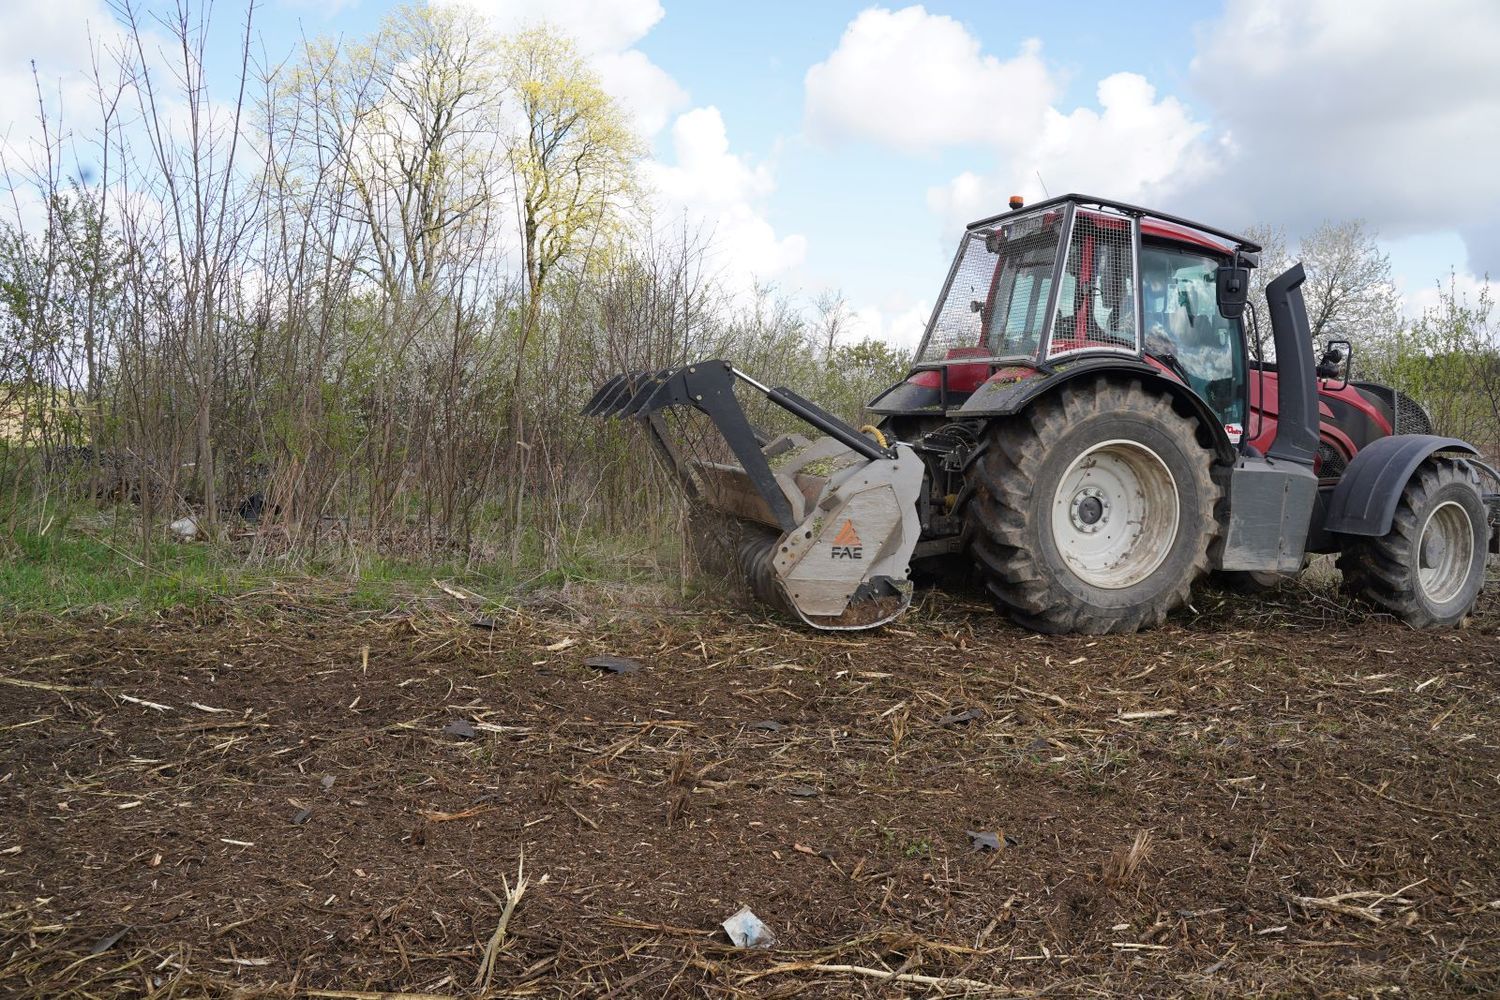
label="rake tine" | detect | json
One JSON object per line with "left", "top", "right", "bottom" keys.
{"left": 591, "top": 370, "right": 649, "bottom": 419}
{"left": 582, "top": 373, "right": 628, "bottom": 417}
{"left": 621, "top": 369, "right": 676, "bottom": 418}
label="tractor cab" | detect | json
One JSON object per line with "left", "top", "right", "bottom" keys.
{"left": 872, "top": 195, "right": 1257, "bottom": 443}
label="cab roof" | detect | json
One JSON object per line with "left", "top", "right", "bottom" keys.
{"left": 966, "top": 193, "right": 1262, "bottom": 258}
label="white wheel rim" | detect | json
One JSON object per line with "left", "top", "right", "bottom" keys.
{"left": 1417, "top": 500, "right": 1474, "bottom": 605}
{"left": 1051, "top": 439, "right": 1180, "bottom": 590}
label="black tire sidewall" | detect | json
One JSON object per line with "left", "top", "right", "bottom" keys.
{"left": 1025, "top": 410, "right": 1213, "bottom": 612}
{"left": 1405, "top": 478, "right": 1487, "bottom": 623}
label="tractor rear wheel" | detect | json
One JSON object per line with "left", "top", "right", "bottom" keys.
{"left": 966, "top": 379, "right": 1219, "bottom": 634}
{"left": 1337, "top": 458, "right": 1487, "bottom": 627}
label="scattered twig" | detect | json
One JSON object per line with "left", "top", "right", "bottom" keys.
{"left": 475, "top": 855, "right": 531, "bottom": 991}
{"left": 307, "top": 991, "right": 457, "bottom": 1000}
{"left": 120, "top": 694, "right": 175, "bottom": 712}
{"left": 742, "top": 961, "right": 1017, "bottom": 994}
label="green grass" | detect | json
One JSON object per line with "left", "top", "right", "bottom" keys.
{"left": 0, "top": 506, "right": 678, "bottom": 617}
{"left": 0, "top": 525, "right": 236, "bottom": 614}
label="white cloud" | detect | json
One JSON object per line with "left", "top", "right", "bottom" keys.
{"left": 436, "top": 0, "right": 686, "bottom": 137}
{"left": 926, "top": 72, "right": 1214, "bottom": 230}
{"left": 1029, "top": 75, "right": 1212, "bottom": 203}
{"left": 0, "top": 0, "right": 128, "bottom": 230}
{"left": 592, "top": 49, "right": 689, "bottom": 139}
{"left": 806, "top": 7, "right": 1213, "bottom": 240}
{"left": 1399, "top": 270, "right": 1492, "bottom": 320}
{"left": 1188, "top": 0, "right": 1500, "bottom": 273}
{"left": 439, "top": 1, "right": 801, "bottom": 294}
{"left": 845, "top": 300, "right": 931, "bottom": 350}
{"left": 804, "top": 6, "right": 1053, "bottom": 153}
{"left": 642, "top": 106, "right": 806, "bottom": 291}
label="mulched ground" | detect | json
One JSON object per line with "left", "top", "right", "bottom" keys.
{"left": 2, "top": 578, "right": 1498, "bottom": 998}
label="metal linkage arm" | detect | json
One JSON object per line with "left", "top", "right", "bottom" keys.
{"left": 581, "top": 360, "right": 896, "bottom": 535}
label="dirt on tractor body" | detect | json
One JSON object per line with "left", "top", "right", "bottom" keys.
{"left": 2, "top": 585, "right": 1498, "bottom": 998}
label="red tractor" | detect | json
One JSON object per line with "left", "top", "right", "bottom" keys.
{"left": 587, "top": 195, "right": 1499, "bottom": 633}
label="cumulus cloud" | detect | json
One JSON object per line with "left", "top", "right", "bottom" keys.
{"left": 1, "top": 0, "right": 112, "bottom": 156}
{"left": 642, "top": 107, "right": 806, "bottom": 290}
{"left": 927, "top": 72, "right": 1216, "bottom": 230}
{"left": 1187, "top": 0, "right": 1500, "bottom": 272}
{"left": 1, "top": 0, "right": 132, "bottom": 231}
{"left": 807, "top": 6, "right": 1215, "bottom": 236}
{"left": 591, "top": 49, "right": 688, "bottom": 137}
{"left": 804, "top": 5, "right": 1053, "bottom": 153}
{"left": 438, "top": 0, "right": 663, "bottom": 53}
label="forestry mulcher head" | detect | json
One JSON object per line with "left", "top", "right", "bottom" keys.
{"left": 583, "top": 361, "right": 923, "bottom": 630}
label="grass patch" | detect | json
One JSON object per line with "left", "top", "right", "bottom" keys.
{"left": 0, "top": 504, "right": 682, "bottom": 616}
{"left": 0, "top": 522, "right": 236, "bottom": 614}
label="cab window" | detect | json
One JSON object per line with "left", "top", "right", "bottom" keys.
{"left": 1140, "top": 246, "right": 1245, "bottom": 426}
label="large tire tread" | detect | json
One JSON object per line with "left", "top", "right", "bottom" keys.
{"left": 966, "top": 379, "right": 1219, "bottom": 635}
{"left": 1337, "top": 458, "right": 1487, "bottom": 627}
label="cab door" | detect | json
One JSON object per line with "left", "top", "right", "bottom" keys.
{"left": 1139, "top": 244, "right": 1248, "bottom": 437}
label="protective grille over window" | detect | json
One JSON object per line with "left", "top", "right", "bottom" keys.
{"left": 914, "top": 207, "right": 1065, "bottom": 365}
{"left": 1046, "top": 208, "right": 1138, "bottom": 359}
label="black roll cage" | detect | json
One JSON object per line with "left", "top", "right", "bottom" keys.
{"left": 908, "top": 194, "right": 1264, "bottom": 431}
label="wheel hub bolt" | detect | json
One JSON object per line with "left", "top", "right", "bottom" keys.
{"left": 1071, "top": 487, "right": 1110, "bottom": 532}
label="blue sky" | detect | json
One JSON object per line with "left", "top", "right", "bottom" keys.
{"left": 6, "top": 0, "right": 1495, "bottom": 347}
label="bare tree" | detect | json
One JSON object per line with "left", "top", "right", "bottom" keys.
{"left": 0, "top": 3, "right": 900, "bottom": 587}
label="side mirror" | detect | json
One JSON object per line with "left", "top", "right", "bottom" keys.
{"left": 1317, "top": 338, "right": 1351, "bottom": 387}
{"left": 1216, "top": 265, "right": 1250, "bottom": 320}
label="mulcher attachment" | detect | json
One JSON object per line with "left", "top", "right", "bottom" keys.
{"left": 584, "top": 361, "right": 923, "bottom": 630}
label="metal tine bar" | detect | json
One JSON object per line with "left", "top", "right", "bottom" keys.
{"left": 581, "top": 373, "right": 628, "bottom": 417}
{"left": 621, "top": 369, "right": 678, "bottom": 418}
{"left": 592, "top": 370, "right": 651, "bottom": 418}
{"left": 606, "top": 370, "right": 656, "bottom": 417}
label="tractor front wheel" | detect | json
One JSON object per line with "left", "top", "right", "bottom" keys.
{"left": 1337, "top": 458, "right": 1488, "bottom": 627}
{"left": 966, "top": 379, "right": 1219, "bottom": 634}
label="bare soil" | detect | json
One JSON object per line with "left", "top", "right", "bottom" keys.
{"left": 2, "top": 580, "right": 1498, "bottom": 998}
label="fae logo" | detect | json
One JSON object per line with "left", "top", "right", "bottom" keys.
{"left": 830, "top": 519, "right": 863, "bottom": 560}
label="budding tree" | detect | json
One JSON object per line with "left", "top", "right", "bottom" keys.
{"left": 1243, "top": 220, "right": 1400, "bottom": 358}
{"left": 499, "top": 25, "right": 642, "bottom": 525}
{"left": 276, "top": 3, "right": 509, "bottom": 302}
{"left": 502, "top": 25, "right": 641, "bottom": 324}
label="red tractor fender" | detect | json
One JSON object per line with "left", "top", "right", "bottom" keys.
{"left": 1324, "top": 434, "right": 1479, "bottom": 536}
{"left": 956, "top": 356, "right": 1238, "bottom": 463}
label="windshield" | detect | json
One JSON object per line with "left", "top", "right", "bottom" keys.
{"left": 914, "top": 207, "right": 1065, "bottom": 365}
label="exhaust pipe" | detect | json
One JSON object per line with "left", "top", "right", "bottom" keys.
{"left": 1263, "top": 264, "right": 1318, "bottom": 466}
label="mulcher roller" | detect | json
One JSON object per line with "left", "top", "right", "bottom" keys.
{"left": 584, "top": 361, "right": 924, "bottom": 630}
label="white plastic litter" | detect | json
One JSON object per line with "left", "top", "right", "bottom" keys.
{"left": 721, "top": 906, "right": 774, "bottom": 948}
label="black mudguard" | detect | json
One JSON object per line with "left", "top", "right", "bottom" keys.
{"left": 1323, "top": 434, "right": 1478, "bottom": 536}
{"left": 958, "top": 356, "right": 1238, "bottom": 464}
